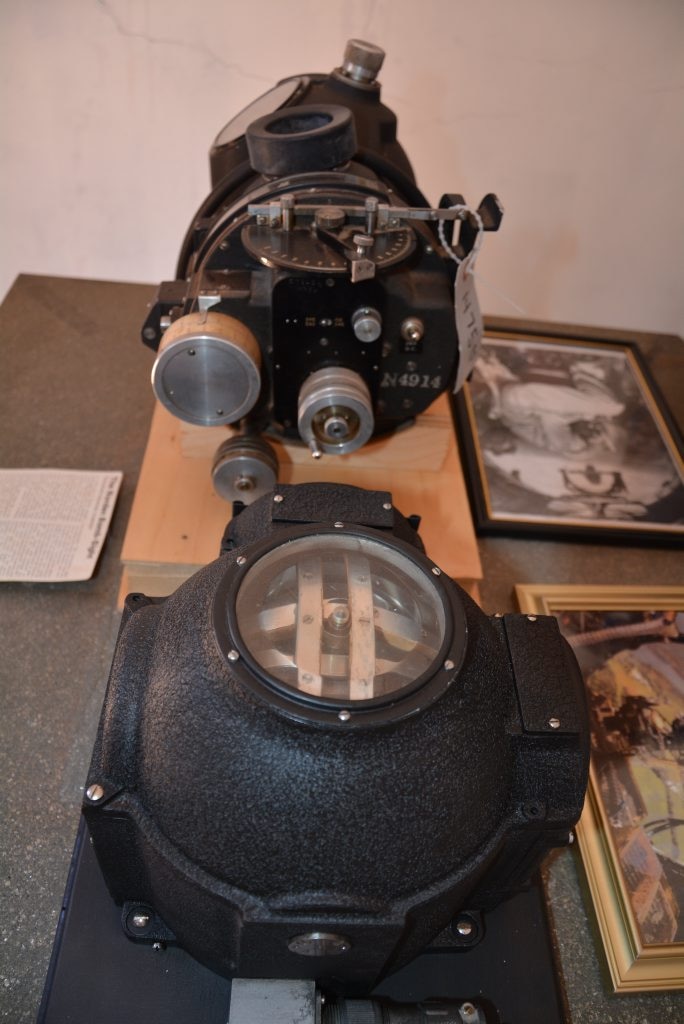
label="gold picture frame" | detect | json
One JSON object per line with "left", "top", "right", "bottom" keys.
{"left": 516, "top": 584, "right": 684, "bottom": 992}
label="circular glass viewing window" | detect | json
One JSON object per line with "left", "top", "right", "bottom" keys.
{"left": 234, "top": 534, "right": 446, "bottom": 704}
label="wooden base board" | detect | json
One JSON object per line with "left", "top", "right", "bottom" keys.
{"left": 119, "top": 396, "right": 482, "bottom": 606}
{"left": 178, "top": 400, "right": 453, "bottom": 472}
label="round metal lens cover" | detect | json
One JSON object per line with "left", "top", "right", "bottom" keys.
{"left": 213, "top": 525, "right": 467, "bottom": 728}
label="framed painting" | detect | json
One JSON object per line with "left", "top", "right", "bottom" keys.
{"left": 453, "top": 331, "right": 684, "bottom": 543}
{"left": 516, "top": 583, "right": 684, "bottom": 991}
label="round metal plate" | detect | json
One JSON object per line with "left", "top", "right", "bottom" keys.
{"left": 152, "top": 334, "right": 260, "bottom": 427}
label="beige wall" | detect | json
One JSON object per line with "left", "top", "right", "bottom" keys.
{"left": 2, "top": 0, "right": 683, "bottom": 335}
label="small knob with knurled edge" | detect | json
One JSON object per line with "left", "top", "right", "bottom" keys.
{"left": 323, "top": 999, "right": 383, "bottom": 1024}
{"left": 341, "top": 39, "right": 385, "bottom": 84}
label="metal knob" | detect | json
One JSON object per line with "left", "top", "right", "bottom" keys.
{"left": 401, "top": 317, "right": 425, "bottom": 344}
{"left": 352, "top": 307, "right": 382, "bottom": 344}
{"left": 297, "top": 367, "right": 374, "bottom": 455}
{"left": 315, "top": 206, "right": 346, "bottom": 231}
{"left": 211, "top": 435, "right": 278, "bottom": 505}
{"left": 341, "top": 39, "right": 385, "bottom": 84}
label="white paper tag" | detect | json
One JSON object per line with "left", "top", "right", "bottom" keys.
{"left": 0, "top": 469, "right": 122, "bottom": 582}
{"left": 453, "top": 251, "right": 483, "bottom": 394}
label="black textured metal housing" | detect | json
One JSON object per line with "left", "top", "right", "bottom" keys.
{"left": 83, "top": 484, "right": 589, "bottom": 994}
{"left": 141, "top": 42, "right": 502, "bottom": 455}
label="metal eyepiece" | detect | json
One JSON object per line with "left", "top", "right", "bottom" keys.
{"left": 297, "top": 367, "right": 374, "bottom": 455}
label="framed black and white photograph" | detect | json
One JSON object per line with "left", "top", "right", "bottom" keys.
{"left": 453, "top": 332, "right": 684, "bottom": 542}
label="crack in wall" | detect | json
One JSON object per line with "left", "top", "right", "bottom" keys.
{"left": 97, "top": 0, "right": 273, "bottom": 85}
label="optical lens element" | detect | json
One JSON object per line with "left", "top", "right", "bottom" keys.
{"left": 234, "top": 534, "right": 445, "bottom": 703}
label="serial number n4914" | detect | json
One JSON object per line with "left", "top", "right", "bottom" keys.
{"left": 380, "top": 372, "right": 442, "bottom": 389}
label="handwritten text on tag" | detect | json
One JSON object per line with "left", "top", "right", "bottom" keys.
{"left": 453, "top": 252, "right": 483, "bottom": 394}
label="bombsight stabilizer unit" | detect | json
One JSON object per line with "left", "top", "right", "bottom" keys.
{"left": 142, "top": 39, "right": 502, "bottom": 503}
{"left": 82, "top": 482, "right": 589, "bottom": 1022}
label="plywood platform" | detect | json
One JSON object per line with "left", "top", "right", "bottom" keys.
{"left": 120, "top": 395, "right": 482, "bottom": 603}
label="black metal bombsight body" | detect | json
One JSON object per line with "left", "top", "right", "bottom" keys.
{"left": 140, "top": 40, "right": 502, "bottom": 499}
{"left": 83, "top": 482, "right": 589, "bottom": 995}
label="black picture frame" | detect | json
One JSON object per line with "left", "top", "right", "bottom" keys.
{"left": 452, "top": 327, "right": 684, "bottom": 543}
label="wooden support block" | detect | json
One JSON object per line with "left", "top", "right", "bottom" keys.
{"left": 178, "top": 397, "right": 453, "bottom": 473}
{"left": 120, "top": 395, "right": 482, "bottom": 605}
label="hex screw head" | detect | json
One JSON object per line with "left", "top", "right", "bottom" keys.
{"left": 86, "top": 784, "right": 104, "bottom": 802}
{"left": 382, "top": 502, "right": 392, "bottom": 510}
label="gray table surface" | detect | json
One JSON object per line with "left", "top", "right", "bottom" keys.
{"left": 0, "top": 275, "right": 682, "bottom": 1022}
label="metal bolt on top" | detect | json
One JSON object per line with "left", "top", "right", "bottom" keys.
{"left": 340, "top": 39, "right": 386, "bottom": 84}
